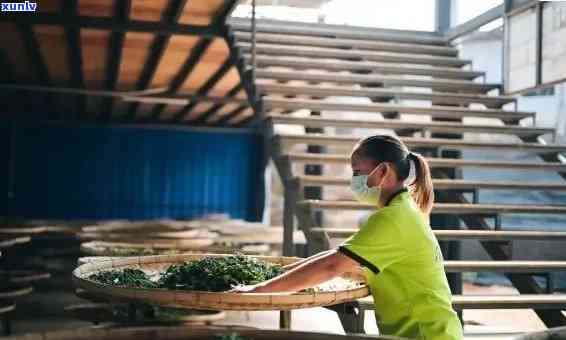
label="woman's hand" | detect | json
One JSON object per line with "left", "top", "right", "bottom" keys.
{"left": 229, "top": 284, "right": 267, "bottom": 293}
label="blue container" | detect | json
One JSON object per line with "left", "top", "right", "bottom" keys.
{"left": 0, "top": 122, "right": 265, "bottom": 221}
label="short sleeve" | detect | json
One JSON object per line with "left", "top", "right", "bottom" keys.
{"left": 338, "top": 209, "right": 406, "bottom": 274}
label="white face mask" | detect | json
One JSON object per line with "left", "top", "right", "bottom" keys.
{"left": 350, "top": 166, "right": 382, "bottom": 205}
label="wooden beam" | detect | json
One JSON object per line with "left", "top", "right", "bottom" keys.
{"left": 125, "top": 0, "right": 188, "bottom": 121}
{"left": 100, "top": 0, "right": 131, "bottom": 122}
{"left": 194, "top": 83, "right": 244, "bottom": 124}
{"left": 17, "top": 23, "right": 54, "bottom": 119}
{"left": 64, "top": 0, "right": 85, "bottom": 120}
{"left": 173, "top": 57, "right": 233, "bottom": 123}
{"left": 149, "top": 0, "right": 238, "bottom": 121}
{"left": 0, "top": 14, "right": 223, "bottom": 37}
{"left": 216, "top": 105, "right": 248, "bottom": 126}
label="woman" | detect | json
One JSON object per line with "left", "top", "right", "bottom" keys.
{"left": 234, "top": 135, "right": 463, "bottom": 339}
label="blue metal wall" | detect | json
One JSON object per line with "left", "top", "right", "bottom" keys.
{"left": 0, "top": 123, "right": 264, "bottom": 221}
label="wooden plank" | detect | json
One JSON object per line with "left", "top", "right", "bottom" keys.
{"left": 246, "top": 55, "right": 483, "bottom": 80}
{"left": 268, "top": 114, "right": 547, "bottom": 137}
{"left": 310, "top": 228, "right": 566, "bottom": 241}
{"left": 275, "top": 134, "right": 566, "bottom": 154}
{"left": 265, "top": 112, "right": 540, "bottom": 132}
{"left": 148, "top": 35, "right": 200, "bottom": 88}
{"left": 297, "top": 199, "right": 566, "bottom": 215}
{"left": 115, "top": 32, "right": 154, "bottom": 90}
{"left": 258, "top": 83, "right": 515, "bottom": 108}
{"left": 234, "top": 31, "right": 459, "bottom": 57}
{"left": 256, "top": 70, "right": 499, "bottom": 94}
{"left": 180, "top": 38, "right": 229, "bottom": 92}
{"left": 229, "top": 18, "right": 448, "bottom": 46}
{"left": 292, "top": 175, "right": 566, "bottom": 191}
{"left": 179, "top": 0, "right": 226, "bottom": 25}
{"left": 358, "top": 295, "right": 566, "bottom": 310}
{"left": 81, "top": 29, "right": 110, "bottom": 89}
{"left": 238, "top": 43, "right": 470, "bottom": 68}
{"left": 282, "top": 153, "right": 566, "bottom": 172}
{"left": 33, "top": 25, "right": 70, "bottom": 85}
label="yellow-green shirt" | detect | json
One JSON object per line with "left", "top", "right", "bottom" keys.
{"left": 339, "top": 189, "right": 463, "bottom": 339}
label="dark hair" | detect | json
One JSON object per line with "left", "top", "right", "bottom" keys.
{"left": 352, "top": 135, "right": 434, "bottom": 214}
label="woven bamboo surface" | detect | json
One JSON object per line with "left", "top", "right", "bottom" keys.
{"left": 73, "top": 254, "right": 369, "bottom": 311}
{"left": 0, "top": 236, "right": 31, "bottom": 248}
{"left": 80, "top": 239, "right": 214, "bottom": 255}
{"left": 3, "top": 326, "right": 402, "bottom": 340}
{"left": 78, "top": 231, "right": 218, "bottom": 243}
{"left": 0, "top": 270, "right": 51, "bottom": 283}
{"left": 64, "top": 303, "right": 226, "bottom": 325}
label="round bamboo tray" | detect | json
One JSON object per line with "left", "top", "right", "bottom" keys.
{"left": 80, "top": 239, "right": 214, "bottom": 256}
{"left": 0, "top": 270, "right": 51, "bottom": 284}
{"left": 0, "top": 301, "right": 15, "bottom": 315}
{"left": 514, "top": 326, "right": 566, "bottom": 339}
{"left": 0, "top": 284, "right": 33, "bottom": 299}
{"left": 64, "top": 303, "right": 225, "bottom": 325}
{"left": 3, "top": 326, "right": 402, "bottom": 340}
{"left": 0, "top": 236, "right": 31, "bottom": 249}
{"left": 73, "top": 254, "right": 369, "bottom": 311}
{"left": 78, "top": 230, "right": 218, "bottom": 242}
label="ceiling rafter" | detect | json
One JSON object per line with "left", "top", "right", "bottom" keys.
{"left": 191, "top": 82, "right": 244, "bottom": 122}
{"left": 172, "top": 56, "right": 233, "bottom": 123}
{"left": 125, "top": 0, "right": 189, "bottom": 121}
{"left": 150, "top": 0, "right": 240, "bottom": 122}
{"left": 100, "top": 0, "right": 132, "bottom": 122}
{"left": 216, "top": 105, "right": 249, "bottom": 126}
{"left": 0, "top": 14, "right": 222, "bottom": 37}
{"left": 17, "top": 23, "right": 55, "bottom": 120}
{"left": 64, "top": 0, "right": 85, "bottom": 120}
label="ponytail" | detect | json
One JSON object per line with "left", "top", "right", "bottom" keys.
{"left": 407, "top": 152, "right": 434, "bottom": 215}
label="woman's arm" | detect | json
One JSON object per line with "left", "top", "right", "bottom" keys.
{"left": 281, "top": 250, "right": 333, "bottom": 271}
{"left": 236, "top": 250, "right": 360, "bottom": 293}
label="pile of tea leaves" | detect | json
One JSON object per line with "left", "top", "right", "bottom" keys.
{"left": 89, "top": 268, "right": 157, "bottom": 288}
{"left": 88, "top": 255, "right": 284, "bottom": 292}
{"left": 158, "top": 255, "right": 284, "bottom": 292}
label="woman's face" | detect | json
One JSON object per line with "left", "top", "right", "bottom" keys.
{"left": 351, "top": 150, "right": 396, "bottom": 188}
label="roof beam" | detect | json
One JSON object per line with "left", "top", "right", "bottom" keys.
{"left": 149, "top": 0, "right": 239, "bottom": 122}
{"left": 190, "top": 83, "right": 244, "bottom": 123}
{"left": 173, "top": 57, "right": 233, "bottom": 123}
{"left": 216, "top": 105, "right": 248, "bottom": 126}
{"left": 0, "top": 14, "right": 222, "bottom": 37}
{"left": 100, "top": 0, "right": 131, "bottom": 122}
{"left": 17, "top": 23, "right": 55, "bottom": 120}
{"left": 125, "top": 0, "right": 188, "bottom": 121}
{"left": 64, "top": 0, "right": 85, "bottom": 120}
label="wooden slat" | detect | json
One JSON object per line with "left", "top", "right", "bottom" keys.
{"left": 234, "top": 31, "right": 459, "bottom": 57}
{"left": 268, "top": 114, "right": 547, "bottom": 137}
{"left": 309, "top": 228, "right": 566, "bottom": 241}
{"left": 282, "top": 152, "right": 566, "bottom": 172}
{"left": 229, "top": 18, "right": 449, "bottom": 46}
{"left": 292, "top": 175, "right": 566, "bottom": 191}
{"left": 129, "top": 0, "right": 169, "bottom": 22}
{"left": 0, "top": 23, "right": 36, "bottom": 81}
{"left": 180, "top": 38, "right": 229, "bottom": 92}
{"left": 358, "top": 295, "right": 566, "bottom": 310}
{"left": 81, "top": 29, "right": 110, "bottom": 89}
{"left": 256, "top": 70, "right": 499, "bottom": 94}
{"left": 115, "top": 32, "right": 154, "bottom": 90}
{"left": 275, "top": 134, "right": 566, "bottom": 154}
{"left": 179, "top": 0, "right": 226, "bottom": 25}
{"left": 34, "top": 25, "right": 70, "bottom": 85}
{"left": 149, "top": 35, "right": 200, "bottom": 88}
{"left": 259, "top": 83, "right": 515, "bottom": 108}
{"left": 297, "top": 199, "right": 566, "bottom": 215}
{"left": 239, "top": 43, "right": 470, "bottom": 68}
{"left": 246, "top": 55, "right": 483, "bottom": 80}
{"left": 264, "top": 111, "right": 540, "bottom": 133}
